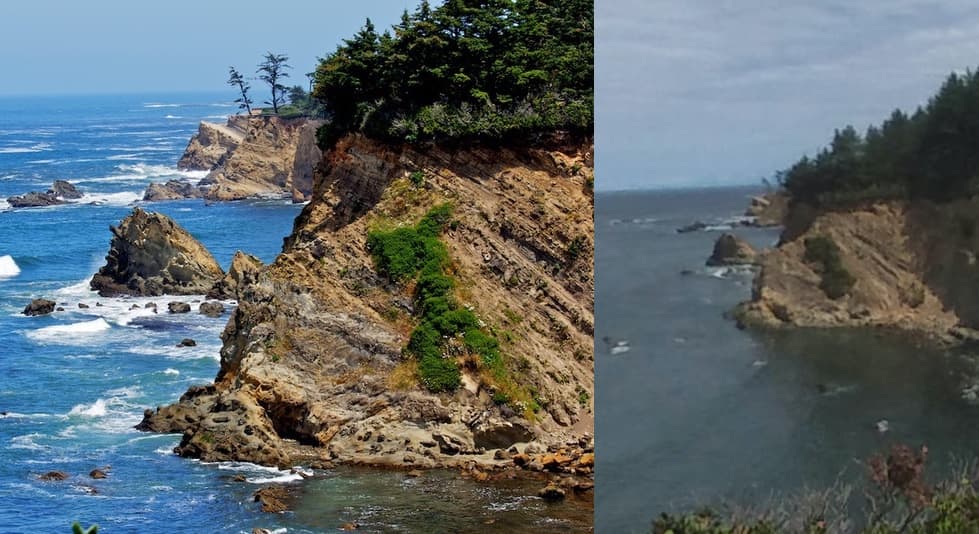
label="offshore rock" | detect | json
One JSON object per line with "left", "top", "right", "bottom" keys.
{"left": 89, "top": 208, "right": 224, "bottom": 297}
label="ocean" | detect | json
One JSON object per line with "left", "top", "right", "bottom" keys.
{"left": 0, "top": 93, "right": 589, "bottom": 532}
{"left": 595, "top": 187, "right": 979, "bottom": 533}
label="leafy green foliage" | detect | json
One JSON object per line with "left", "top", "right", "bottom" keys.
{"left": 780, "top": 69, "right": 979, "bottom": 207}
{"left": 312, "top": 0, "right": 592, "bottom": 147}
{"left": 803, "top": 236, "right": 855, "bottom": 299}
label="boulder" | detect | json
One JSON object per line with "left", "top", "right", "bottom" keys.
{"left": 143, "top": 180, "right": 203, "bottom": 202}
{"left": 89, "top": 469, "right": 107, "bottom": 479}
{"left": 177, "top": 338, "right": 197, "bottom": 347}
{"left": 199, "top": 301, "right": 225, "bottom": 317}
{"left": 538, "top": 483, "right": 566, "bottom": 501}
{"left": 38, "top": 471, "right": 69, "bottom": 481}
{"left": 706, "top": 233, "right": 757, "bottom": 266}
{"left": 472, "top": 418, "right": 534, "bottom": 450}
{"left": 677, "top": 221, "right": 708, "bottom": 233}
{"left": 51, "top": 180, "right": 82, "bottom": 199}
{"left": 23, "top": 298, "right": 56, "bottom": 316}
{"left": 168, "top": 302, "right": 191, "bottom": 314}
{"left": 90, "top": 208, "right": 224, "bottom": 296}
{"left": 7, "top": 191, "right": 64, "bottom": 208}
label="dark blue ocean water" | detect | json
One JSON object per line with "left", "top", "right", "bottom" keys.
{"left": 0, "top": 94, "right": 589, "bottom": 533}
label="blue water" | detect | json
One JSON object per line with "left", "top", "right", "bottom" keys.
{"left": 0, "top": 94, "right": 591, "bottom": 533}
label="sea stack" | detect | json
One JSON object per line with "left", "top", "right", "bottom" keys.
{"left": 90, "top": 208, "right": 224, "bottom": 297}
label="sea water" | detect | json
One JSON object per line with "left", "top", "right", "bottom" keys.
{"left": 596, "top": 187, "right": 979, "bottom": 532}
{"left": 0, "top": 94, "right": 588, "bottom": 532}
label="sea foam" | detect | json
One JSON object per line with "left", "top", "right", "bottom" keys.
{"left": 0, "top": 255, "right": 20, "bottom": 278}
{"left": 27, "top": 318, "right": 111, "bottom": 343}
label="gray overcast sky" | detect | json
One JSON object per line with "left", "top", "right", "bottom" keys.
{"left": 1, "top": 1, "right": 421, "bottom": 96}
{"left": 596, "top": 0, "right": 979, "bottom": 190}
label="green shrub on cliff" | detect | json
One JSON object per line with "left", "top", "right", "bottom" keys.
{"left": 311, "top": 0, "right": 593, "bottom": 147}
{"left": 803, "top": 236, "right": 855, "bottom": 300}
{"left": 369, "top": 204, "right": 524, "bottom": 398}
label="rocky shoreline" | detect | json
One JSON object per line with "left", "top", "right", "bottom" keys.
{"left": 114, "top": 131, "right": 596, "bottom": 499}
{"left": 728, "top": 196, "right": 979, "bottom": 345}
{"left": 140, "top": 115, "right": 324, "bottom": 203}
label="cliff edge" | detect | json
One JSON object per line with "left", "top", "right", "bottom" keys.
{"left": 140, "top": 133, "right": 595, "bottom": 475}
{"left": 733, "top": 200, "right": 979, "bottom": 342}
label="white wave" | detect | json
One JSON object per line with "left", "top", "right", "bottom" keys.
{"left": 69, "top": 398, "right": 108, "bottom": 417}
{"left": 144, "top": 103, "right": 182, "bottom": 108}
{"left": 106, "top": 154, "right": 142, "bottom": 161}
{"left": 0, "top": 255, "right": 20, "bottom": 279}
{"left": 204, "top": 115, "right": 231, "bottom": 120}
{"left": 77, "top": 191, "right": 142, "bottom": 207}
{"left": 105, "top": 385, "right": 143, "bottom": 399}
{"left": 0, "top": 199, "right": 9, "bottom": 212}
{"left": 164, "top": 115, "right": 183, "bottom": 120}
{"left": 209, "top": 103, "right": 234, "bottom": 108}
{"left": 247, "top": 473, "right": 304, "bottom": 484}
{"left": 9, "top": 433, "right": 47, "bottom": 451}
{"left": 27, "top": 318, "right": 112, "bottom": 344}
{"left": 703, "top": 224, "right": 734, "bottom": 232}
{"left": 610, "top": 341, "right": 630, "bottom": 355}
{"left": 162, "top": 368, "right": 180, "bottom": 376}
{"left": 27, "top": 159, "right": 56, "bottom": 164}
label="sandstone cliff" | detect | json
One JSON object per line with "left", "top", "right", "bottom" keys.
{"left": 156, "top": 116, "right": 323, "bottom": 202}
{"left": 733, "top": 200, "right": 979, "bottom": 342}
{"left": 141, "top": 134, "right": 595, "bottom": 474}
{"left": 177, "top": 120, "right": 244, "bottom": 171}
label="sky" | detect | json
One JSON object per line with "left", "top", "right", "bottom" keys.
{"left": 597, "top": 0, "right": 979, "bottom": 190}
{"left": 0, "top": 0, "right": 422, "bottom": 96}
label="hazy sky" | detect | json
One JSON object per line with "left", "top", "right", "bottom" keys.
{"left": 597, "top": 1, "right": 979, "bottom": 190}
{"left": 1, "top": 1, "right": 421, "bottom": 96}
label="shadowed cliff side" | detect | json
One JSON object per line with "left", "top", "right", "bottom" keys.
{"left": 140, "top": 133, "right": 595, "bottom": 477}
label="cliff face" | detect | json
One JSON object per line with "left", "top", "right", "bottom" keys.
{"left": 142, "top": 134, "right": 595, "bottom": 472}
{"left": 164, "top": 116, "right": 323, "bottom": 202}
{"left": 734, "top": 200, "right": 979, "bottom": 341}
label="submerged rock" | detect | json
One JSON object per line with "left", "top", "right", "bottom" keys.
{"left": 253, "top": 485, "right": 290, "bottom": 513}
{"left": 177, "top": 338, "right": 197, "bottom": 347}
{"left": 38, "top": 471, "right": 69, "bottom": 481}
{"left": 88, "top": 469, "right": 107, "bottom": 479}
{"left": 23, "top": 298, "right": 56, "bottom": 316}
{"left": 7, "top": 180, "right": 82, "bottom": 208}
{"left": 89, "top": 208, "right": 224, "bottom": 297}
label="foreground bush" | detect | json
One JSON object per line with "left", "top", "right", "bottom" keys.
{"left": 653, "top": 444, "right": 979, "bottom": 533}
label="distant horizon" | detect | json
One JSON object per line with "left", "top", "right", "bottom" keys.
{"left": 598, "top": 1, "right": 979, "bottom": 189}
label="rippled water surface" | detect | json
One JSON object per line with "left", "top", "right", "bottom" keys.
{"left": 596, "top": 187, "right": 979, "bottom": 533}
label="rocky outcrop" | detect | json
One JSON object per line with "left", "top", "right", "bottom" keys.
{"left": 706, "top": 233, "right": 757, "bottom": 266}
{"left": 156, "top": 116, "right": 322, "bottom": 202}
{"left": 140, "top": 134, "right": 595, "bottom": 473}
{"left": 90, "top": 208, "right": 224, "bottom": 297}
{"left": 143, "top": 180, "right": 203, "bottom": 201}
{"left": 206, "top": 251, "right": 263, "bottom": 300}
{"left": 744, "top": 192, "right": 788, "bottom": 227}
{"left": 7, "top": 180, "right": 82, "bottom": 208}
{"left": 732, "top": 201, "right": 979, "bottom": 342}
{"left": 290, "top": 120, "right": 325, "bottom": 202}
{"left": 51, "top": 180, "right": 82, "bottom": 200}
{"left": 23, "top": 298, "right": 56, "bottom": 316}
{"left": 177, "top": 121, "right": 244, "bottom": 171}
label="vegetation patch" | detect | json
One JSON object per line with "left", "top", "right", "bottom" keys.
{"left": 312, "top": 0, "right": 592, "bottom": 148}
{"left": 803, "top": 236, "right": 855, "bottom": 300}
{"left": 369, "top": 205, "right": 539, "bottom": 413}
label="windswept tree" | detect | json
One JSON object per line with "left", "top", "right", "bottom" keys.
{"left": 257, "top": 52, "right": 291, "bottom": 114}
{"left": 227, "top": 66, "right": 252, "bottom": 115}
